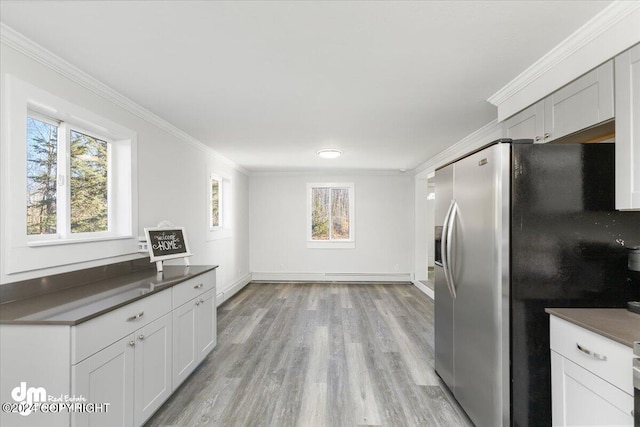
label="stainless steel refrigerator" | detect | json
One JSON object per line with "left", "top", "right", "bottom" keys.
{"left": 434, "top": 139, "right": 640, "bottom": 427}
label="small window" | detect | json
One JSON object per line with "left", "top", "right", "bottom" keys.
{"left": 307, "top": 183, "right": 354, "bottom": 248}
{"left": 27, "top": 113, "right": 112, "bottom": 240}
{"left": 207, "top": 172, "right": 232, "bottom": 240}
{"left": 210, "top": 174, "right": 222, "bottom": 229}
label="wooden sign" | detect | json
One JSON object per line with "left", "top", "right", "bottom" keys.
{"left": 144, "top": 227, "right": 192, "bottom": 263}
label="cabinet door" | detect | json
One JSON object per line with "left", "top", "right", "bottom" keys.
{"left": 545, "top": 60, "right": 614, "bottom": 142}
{"left": 196, "top": 289, "right": 217, "bottom": 362}
{"left": 134, "top": 313, "right": 172, "bottom": 427}
{"left": 615, "top": 43, "right": 640, "bottom": 210}
{"left": 72, "top": 334, "right": 135, "bottom": 427}
{"left": 503, "top": 100, "right": 545, "bottom": 142}
{"left": 172, "top": 299, "right": 197, "bottom": 389}
{"left": 551, "top": 351, "right": 633, "bottom": 426}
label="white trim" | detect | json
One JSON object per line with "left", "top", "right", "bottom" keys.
{"left": 216, "top": 273, "right": 252, "bottom": 307}
{"left": 306, "top": 241, "right": 355, "bottom": 249}
{"left": 412, "top": 280, "right": 434, "bottom": 300}
{"left": 0, "top": 23, "right": 248, "bottom": 176}
{"left": 488, "top": 1, "right": 640, "bottom": 121}
{"left": 251, "top": 272, "right": 412, "bottom": 282}
{"left": 412, "top": 119, "right": 503, "bottom": 176}
{"left": 251, "top": 169, "right": 410, "bottom": 177}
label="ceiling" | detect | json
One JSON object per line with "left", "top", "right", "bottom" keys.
{"left": 0, "top": 1, "right": 612, "bottom": 172}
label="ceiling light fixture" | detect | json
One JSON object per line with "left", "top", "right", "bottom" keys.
{"left": 317, "top": 149, "right": 342, "bottom": 159}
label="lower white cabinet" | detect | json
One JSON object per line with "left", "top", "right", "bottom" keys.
{"left": 72, "top": 334, "right": 134, "bottom": 427}
{"left": 73, "top": 313, "right": 172, "bottom": 427}
{"left": 549, "top": 315, "right": 634, "bottom": 426}
{"left": 173, "top": 288, "right": 216, "bottom": 388}
{"left": 551, "top": 351, "right": 634, "bottom": 426}
{"left": 0, "top": 269, "right": 216, "bottom": 427}
{"left": 133, "top": 313, "right": 172, "bottom": 426}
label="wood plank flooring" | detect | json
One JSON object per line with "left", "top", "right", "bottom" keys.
{"left": 145, "top": 282, "right": 473, "bottom": 427}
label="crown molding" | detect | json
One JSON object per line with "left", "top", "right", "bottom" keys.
{"left": 249, "top": 168, "right": 411, "bottom": 177}
{"left": 0, "top": 23, "right": 249, "bottom": 176}
{"left": 487, "top": 1, "right": 640, "bottom": 109}
{"left": 412, "top": 119, "right": 502, "bottom": 177}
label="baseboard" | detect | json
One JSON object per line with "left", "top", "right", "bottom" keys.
{"left": 413, "top": 280, "right": 434, "bottom": 300}
{"left": 216, "top": 273, "right": 252, "bottom": 307}
{"left": 250, "top": 272, "right": 412, "bottom": 283}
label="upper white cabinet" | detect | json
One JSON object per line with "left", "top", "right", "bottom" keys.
{"left": 503, "top": 60, "right": 614, "bottom": 143}
{"left": 503, "top": 100, "right": 545, "bottom": 142}
{"left": 615, "top": 43, "right": 640, "bottom": 210}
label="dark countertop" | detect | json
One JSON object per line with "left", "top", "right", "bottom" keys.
{"left": 545, "top": 307, "right": 640, "bottom": 348}
{"left": 0, "top": 265, "right": 217, "bottom": 326}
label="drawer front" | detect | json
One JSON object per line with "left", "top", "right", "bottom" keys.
{"left": 172, "top": 271, "right": 216, "bottom": 308}
{"left": 550, "top": 315, "right": 633, "bottom": 394}
{"left": 72, "top": 289, "right": 171, "bottom": 364}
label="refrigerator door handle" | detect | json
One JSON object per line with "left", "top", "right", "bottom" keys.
{"left": 441, "top": 199, "right": 455, "bottom": 298}
{"left": 446, "top": 201, "right": 458, "bottom": 299}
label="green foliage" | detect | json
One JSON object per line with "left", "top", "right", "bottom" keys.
{"left": 70, "top": 130, "right": 108, "bottom": 233}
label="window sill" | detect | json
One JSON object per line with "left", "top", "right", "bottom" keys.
{"left": 206, "top": 228, "right": 232, "bottom": 241}
{"left": 27, "top": 234, "right": 134, "bottom": 247}
{"left": 306, "top": 240, "right": 355, "bottom": 249}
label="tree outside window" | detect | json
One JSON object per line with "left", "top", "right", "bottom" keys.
{"left": 26, "top": 114, "right": 110, "bottom": 239}
{"left": 309, "top": 183, "right": 353, "bottom": 242}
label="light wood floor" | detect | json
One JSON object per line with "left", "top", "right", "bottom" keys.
{"left": 146, "top": 282, "right": 473, "bottom": 427}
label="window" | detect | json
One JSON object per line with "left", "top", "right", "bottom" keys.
{"left": 27, "top": 114, "right": 110, "bottom": 239}
{"left": 4, "top": 76, "right": 137, "bottom": 274}
{"left": 307, "top": 183, "right": 354, "bottom": 248}
{"left": 207, "top": 172, "right": 232, "bottom": 239}
{"left": 209, "top": 174, "right": 222, "bottom": 229}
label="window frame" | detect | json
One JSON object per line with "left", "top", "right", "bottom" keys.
{"left": 306, "top": 182, "right": 355, "bottom": 249}
{"left": 3, "top": 75, "right": 138, "bottom": 275}
{"left": 26, "top": 113, "right": 115, "bottom": 243}
{"left": 206, "top": 171, "right": 232, "bottom": 240}
{"left": 209, "top": 173, "right": 223, "bottom": 231}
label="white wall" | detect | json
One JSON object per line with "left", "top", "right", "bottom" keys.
{"left": 0, "top": 42, "right": 250, "bottom": 297}
{"left": 249, "top": 172, "right": 414, "bottom": 281}
{"left": 413, "top": 177, "right": 429, "bottom": 282}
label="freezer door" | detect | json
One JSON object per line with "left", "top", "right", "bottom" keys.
{"left": 451, "top": 144, "right": 510, "bottom": 427}
{"left": 434, "top": 164, "right": 455, "bottom": 390}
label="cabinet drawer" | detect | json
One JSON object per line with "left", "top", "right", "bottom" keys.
{"left": 172, "top": 271, "right": 215, "bottom": 308}
{"left": 72, "top": 289, "right": 171, "bottom": 364}
{"left": 549, "top": 316, "right": 633, "bottom": 394}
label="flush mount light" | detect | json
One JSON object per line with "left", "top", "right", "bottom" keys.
{"left": 317, "top": 149, "right": 342, "bottom": 159}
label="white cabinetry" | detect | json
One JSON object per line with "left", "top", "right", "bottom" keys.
{"left": 172, "top": 271, "right": 216, "bottom": 388}
{"left": 503, "top": 60, "right": 614, "bottom": 143}
{"left": 549, "top": 315, "right": 634, "bottom": 426}
{"left": 615, "top": 43, "right": 640, "bottom": 210}
{"left": 503, "top": 100, "right": 545, "bottom": 142}
{"left": 73, "top": 334, "right": 134, "bottom": 427}
{"left": 133, "top": 313, "right": 172, "bottom": 426}
{"left": 73, "top": 304, "right": 172, "bottom": 427}
{"left": 0, "top": 269, "right": 217, "bottom": 427}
